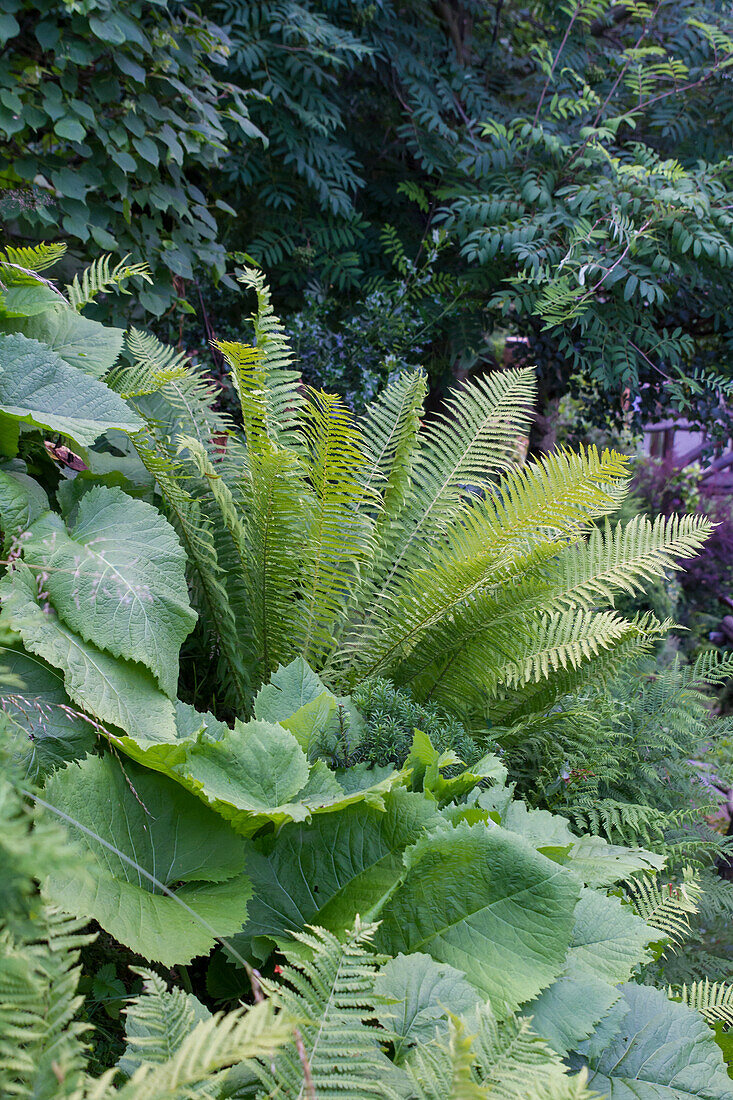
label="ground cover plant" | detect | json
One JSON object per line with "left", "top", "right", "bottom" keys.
{"left": 1, "top": 245, "right": 733, "bottom": 1097}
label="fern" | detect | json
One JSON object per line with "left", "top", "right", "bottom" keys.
{"left": 0, "top": 906, "right": 93, "bottom": 1100}
{"left": 107, "top": 330, "right": 191, "bottom": 398}
{"left": 625, "top": 869, "right": 702, "bottom": 952}
{"left": 65, "top": 255, "right": 151, "bottom": 311}
{"left": 405, "top": 1006, "right": 593, "bottom": 1100}
{"left": 668, "top": 979, "right": 733, "bottom": 1028}
{"left": 255, "top": 921, "right": 405, "bottom": 1099}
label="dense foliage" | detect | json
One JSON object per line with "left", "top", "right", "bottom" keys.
{"left": 0, "top": 0, "right": 263, "bottom": 314}
{"left": 1, "top": 246, "right": 733, "bottom": 1096}
{"left": 4, "top": 1, "right": 733, "bottom": 425}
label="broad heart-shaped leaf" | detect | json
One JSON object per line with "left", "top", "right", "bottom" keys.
{"left": 374, "top": 952, "right": 482, "bottom": 1061}
{"left": 231, "top": 790, "right": 440, "bottom": 963}
{"left": 6, "top": 308, "right": 124, "bottom": 378}
{"left": 44, "top": 755, "right": 252, "bottom": 966}
{"left": 0, "top": 333, "right": 142, "bottom": 447}
{"left": 0, "top": 644, "right": 95, "bottom": 779}
{"left": 526, "top": 962, "right": 621, "bottom": 1058}
{"left": 254, "top": 656, "right": 330, "bottom": 722}
{"left": 178, "top": 719, "right": 311, "bottom": 827}
{"left": 0, "top": 563, "right": 179, "bottom": 747}
{"left": 23, "top": 486, "right": 196, "bottom": 696}
{"left": 571, "top": 983, "right": 733, "bottom": 1098}
{"left": 566, "top": 887, "right": 654, "bottom": 985}
{"left": 375, "top": 821, "right": 580, "bottom": 1016}
{"left": 0, "top": 465, "right": 49, "bottom": 550}
{"left": 524, "top": 886, "right": 655, "bottom": 1058}
{"left": 564, "top": 834, "right": 665, "bottom": 887}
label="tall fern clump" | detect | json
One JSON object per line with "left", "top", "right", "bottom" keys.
{"left": 2, "top": 244, "right": 733, "bottom": 1098}
{"left": 57, "top": 254, "right": 710, "bottom": 730}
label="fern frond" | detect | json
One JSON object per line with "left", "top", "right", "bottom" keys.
{"left": 370, "top": 369, "right": 536, "bottom": 594}
{"left": 668, "top": 979, "right": 733, "bottom": 1028}
{"left": 90, "top": 1000, "right": 291, "bottom": 1100}
{"left": 0, "top": 242, "right": 67, "bottom": 272}
{"left": 235, "top": 265, "right": 304, "bottom": 447}
{"left": 256, "top": 921, "right": 405, "bottom": 1099}
{"left": 118, "top": 967, "right": 211, "bottom": 1078}
{"left": 131, "top": 438, "right": 251, "bottom": 714}
{"left": 340, "top": 443, "right": 630, "bottom": 688}
{"left": 552, "top": 513, "right": 712, "bottom": 608}
{"left": 566, "top": 799, "right": 669, "bottom": 845}
{"left": 65, "top": 255, "right": 151, "bottom": 311}
{"left": 107, "top": 330, "right": 190, "bottom": 398}
{"left": 0, "top": 906, "right": 93, "bottom": 1100}
{"left": 405, "top": 1005, "right": 593, "bottom": 1100}
{"left": 297, "top": 390, "right": 374, "bottom": 663}
{"left": 359, "top": 369, "right": 427, "bottom": 527}
{"left": 625, "top": 868, "right": 701, "bottom": 951}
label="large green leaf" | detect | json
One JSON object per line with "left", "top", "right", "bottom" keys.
{"left": 566, "top": 888, "right": 654, "bottom": 985}
{"left": 525, "top": 886, "right": 655, "bottom": 1058}
{"left": 572, "top": 983, "right": 733, "bottom": 1098}
{"left": 496, "top": 797, "right": 665, "bottom": 885}
{"left": 0, "top": 644, "right": 95, "bottom": 778}
{"left": 0, "top": 333, "right": 142, "bottom": 446}
{"left": 374, "top": 952, "right": 482, "bottom": 1061}
{"left": 179, "top": 719, "right": 311, "bottom": 827}
{"left": 0, "top": 466, "right": 49, "bottom": 550}
{"left": 253, "top": 657, "right": 331, "bottom": 722}
{"left": 0, "top": 563, "right": 179, "bottom": 747}
{"left": 7, "top": 308, "right": 124, "bottom": 378}
{"left": 375, "top": 822, "right": 580, "bottom": 1015}
{"left": 44, "top": 755, "right": 252, "bottom": 966}
{"left": 232, "top": 789, "right": 439, "bottom": 961}
{"left": 527, "top": 964, "right": 621, "bottom": 1058}
{"left": 23, "top": 486, "right": 196, "bottom": 696}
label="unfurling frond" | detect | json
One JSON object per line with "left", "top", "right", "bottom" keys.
{"left": 65, "top": 254, "right": 151, "bottom": 311}
{"left": 668, "top": 979, "right": 733, "bottom": 1028}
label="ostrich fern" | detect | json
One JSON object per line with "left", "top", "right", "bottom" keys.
{"left": 114, "top": 266, "right": 709, "bottom": 726}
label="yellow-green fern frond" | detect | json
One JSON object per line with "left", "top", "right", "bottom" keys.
{"left": 359, "top": 369, "right": 427, "bottom": 525}
{"left": 65, "top": 255, "right": 151, "bottom": 311}
{"left": 108, "top": 330, "right": 190, "bottom": 398}
{"left": 297, "top": 390, "right": 375, "bottom": 663}
{"left": 0, "top": 242, "right": 67, "bottom": 272}
{"left": 552, "top": 513, "right": 712, "bottom": 609}
{"left": 668, "top": 979, "right": 733, "bottom": 1028}
{"left": 484, "top": 444, "right": 629, "bottom": 541}
{"left": 236, "top": 265, "right": 304, "bottom": 446}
